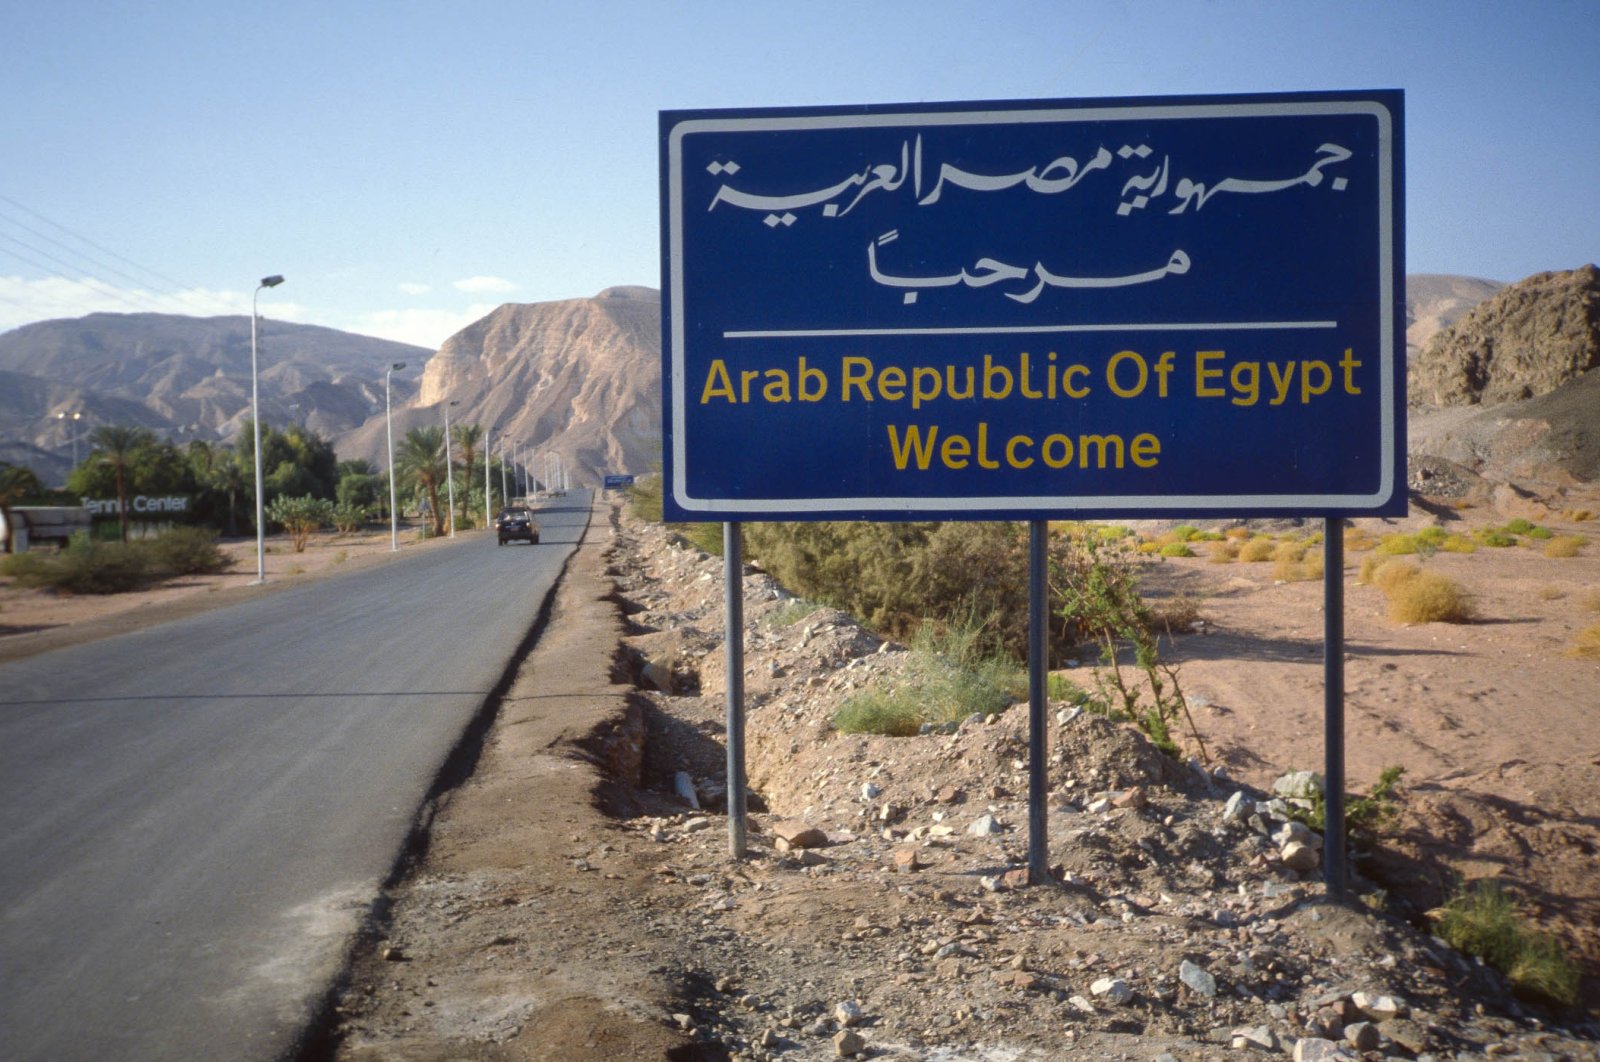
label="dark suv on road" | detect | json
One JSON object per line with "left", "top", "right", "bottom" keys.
{"left": 496, "top": 507, "right": 540, "bottom": 546}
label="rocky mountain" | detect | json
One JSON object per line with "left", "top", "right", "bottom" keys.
{"left": 1404, "top": 274, "right": 1503, "bottom": 358}
{"left": 1409, "top": 264, "right": 1600, "bottom": 406}
{"left": 334, "top": 286, "right": 661, "bottom": 488}
{"left": 0, "top": 313, "right": 429, "bottom": 484}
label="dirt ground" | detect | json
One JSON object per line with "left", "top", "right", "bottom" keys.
{"left": 5, "top": 493, "right": 1599, "bottom": 1060}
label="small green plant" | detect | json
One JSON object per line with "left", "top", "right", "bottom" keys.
{"left": 1436, "top": 880, "right": 1579, "bottom": 1006}
{"left": 1475, "top": 528, "right": 1517, "bottom": 548}
{"left": 1503, "top": 518, "right": 1536, "bottom": 535}
{"left": 1291, "top": 765, "right": 1406, "bottom": 839}
{"left": 144, "top": 527, "right": 231, "bottom": 576}
{"left": 1158, "top": 542, "right": 1195, "bottom": 558}
{"left": 832, "top": 618, "right": 1022, "bottom": 736}
{"left": 331, "top": 502, "right": 367, "bottom": 533}
{"left": 265, "top": 495, "right": 334, "bottom": 553}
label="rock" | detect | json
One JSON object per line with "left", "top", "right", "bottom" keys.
{"left": 1273, "top": 770, "right": 1321, "bottom": 802}
{"left": 1067, "top": 994, "right": 1095, "bottom": 1014}
{"left": 1281, "top": 840, "right": 1320, "bottom": 872}
{"left": 891, "top": 847, "right": 922, "bottom": 872}
{"left": 1344, "top": 1021, "right": 1381, "bottom": 1052}
{"left": 1377, "top": 1017, "right": 1428, "bottom": 1053}
{"left": 1111, "top": 786, "right": 1147, "bottom": 810}
{"left": 1350, "top": 991, "right": 1405, "bottom": 1021}
{"left": 381, "top": 945, "right": 406, "bottom": 962}
{"left": 860, "top": 782, "right": 880, "bottom": 800}
{"left": 1222, "top": 790, "right": 1250, "bottom": 823}
{"left": 1273, "top": 820, "right": 1322, "bottom": 849}
{"left": 1293, "top": 1038, "right": 1357, "bottom": 1061}
{"left": 772, "top": 820, "right": 828, "bottom": 848}
{"left": 641, "top": 658, "right": 675, "bottom": 693}
{"left": 682, "top": 816, "right": 714, "bottom": 833}
{"left": 991, "top": 969, "right": 1039, "bottom": 990}
{"left": 1232, "top": 1025, "right": 1279, "bottom": 1051}
{"left": 967, "top": 814, "right": 1003, "bottom": 837}
{"left": 833, "top": 1029, "right": 866, "bottom": 1057}
{"left": 935, "top": 785, "right": 963, "bottom": 804}
{"left": 1178, "top": 959, "right": 1217, "bottom": 998}
{"left": 834, "top": 1000, "right": 863, "bottom": 1027}
{"left": 1089, "top": 977, "right": 1132, "bottom": 1005}
{"left": 674, "top": 772, "right": 701, "bottom": 809}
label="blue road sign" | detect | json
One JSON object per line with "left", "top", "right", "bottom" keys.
{"left": 661, "top": 91, "right": 1405, "bottom": 521}
{"left": 604, "top": 474, "right": 636, "bottom": 490}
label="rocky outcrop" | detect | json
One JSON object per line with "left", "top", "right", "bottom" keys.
{"left": 1409, "top": 264, "right": 1600, "bottom": 406}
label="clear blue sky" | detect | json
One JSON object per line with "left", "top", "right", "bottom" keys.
{"left": 2, "top": 0, "right": 1595, "bottom": 349}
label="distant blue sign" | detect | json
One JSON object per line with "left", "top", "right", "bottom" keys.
{"left": 603, "top": 474, "right": 636, "bottom": 491}
{"left": 661, "top": 91, "right": 1405, "bottom": 521}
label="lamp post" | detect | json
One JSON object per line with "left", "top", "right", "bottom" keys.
{"left": 442, "top": 400, "right": 459, "bottom": 537}
{"left": 385, "top": 362, "right": 406, "bottom": 551}
{"left": 250, "top": 274, "right": 284, "bottom": 585}
{"left": 56, "top": 410, "right": 83, "bottom": 470}
{"left": 499, "top": 439, "right": 509, "bottom": 505}
{"left": 484, "top": 425, "right": 493, "bottom": 528}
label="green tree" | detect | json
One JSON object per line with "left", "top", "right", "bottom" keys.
{"left": 1, "top": 462, "right": 46, "bottom": 554}
{"left": 451, "top": 422, "right": 483, "bottom": 527}
{"left": 397, "top": 426, "right": 448, "bottom": 537}
{"left": 87, "top": 425, "right": 156, "bottom": 542}
{"left": 265, "top": 495, "right": 334, "bottom": 553}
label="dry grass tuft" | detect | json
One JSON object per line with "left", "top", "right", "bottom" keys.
{"left": 1543, "top": 535, "right": 1586, "bottom": 558}
{"left": 1238, "top": 537, "right": 1276, "bottom": 563}
{"left": 1571, "top": 623, "right": 1600, "bottom": 660}
{"left": 1387, "top": 571, "right": 1475, "bottom": 624}
{"left": 1537, "top": 585, "right": 1566, "bottom": 601}
{"left": 1579, "top": 591, "right": 1600, "bottom": 613}
{"left": 1208, "top": 540, "right": 1241, "bottom": 563}
{"left": 1273, "top": 553, "right": 1325, "bottom": 582}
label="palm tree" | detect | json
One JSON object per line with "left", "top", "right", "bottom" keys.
{"left": 211, "top": 450, "right": 250, "bottom": 536}
{"left": 397, "top": 425, "right": 448, "bottom": 537}
{"left": 88, "top": 425, "right": 155, "bottom": 542}
{"left": 0, "top": 462, "right": 45, "bottom": 554}
{"left": 451, "top": 422, "right": 483, "bottom": 527}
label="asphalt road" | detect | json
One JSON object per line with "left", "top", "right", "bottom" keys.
{"left": 0, "top": 493, "right": 591, "bottom": 1060}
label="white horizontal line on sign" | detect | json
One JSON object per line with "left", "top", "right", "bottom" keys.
{"left": 724, "top": 320, "right": 1338, "bottom": 339}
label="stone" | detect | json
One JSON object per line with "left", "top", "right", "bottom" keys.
{"left": 892, "top": 847, "right": 922, "bottom": 872}
{"left": 1344, "top": 1021, "right": 1381, "bottom": 1052}
{"left": 682, "top": 816, "right": 714, "bottom": 833}
{"left": 1232, "top": 1025, "right": 1279, "bottom": 1051}
{"left": 1350, "top": 991, "right": 1405, "bottom": 1021}
{"left": 1273, "top": 770, "right": 1321, "bottom": 802}
{"left": 1178, "top": 959, "right": 1217, "bottom": 998}
{"left": 834, "top": 1000, "right": 863, "bottom": 1027}
{"left": 967, "top": 814, "right": 1003, "bottom": 837}
{"left": 935, "top": 785, "right": 963, "bottom": 804}
{"left": 1067, "top": 994, "right": 1095, "bottom": 1014}
{"left": 991, "top": 969, "right": 1039, "bottom": 990}
{"left": 1111, "top": 786, "right": 1147, "bottom": 810}
{"left": 1378, "top": 1018, "right": 1428, "bottom": 1053}
{"left": 772, "top": 820, "right": 828, "bottom": 848}
{"left": 1222, "top": 790, "right": 1250, "bottom": 823}
{"left": 1089, "top": 977, "right": 1132, "bottom": 1005}
{"left": 641, "top": 659, "right": 674, "bottom": 693}
{"left": 1273, "top": 819, "right": 1322, "bottom": 849}
{"left": 1281, "top": 840, "right": 1320, "bottom": 872}
{"left": 833, "top": 1029, "right": 866, "bottom": 1057}
{"left": 1292, "top": 1038, "right": 1357, "bottom": 1062}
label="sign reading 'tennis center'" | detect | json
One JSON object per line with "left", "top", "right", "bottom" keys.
{"left": 660, "top": 91, "right": 1405, "bottom": 521}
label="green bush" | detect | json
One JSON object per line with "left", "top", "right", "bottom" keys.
{"left": 1158, "top": 542, "right": 1195, "bottom": 558}
{"left": 1437, "top": 880, "right": 1579, "bottom": 1006}
{"left": 266, "top": 495, "right": 334, "bottom": 552}
{"left": 0, "top": 534, "right": 152, "bottom": 594}
{"left": 331, "top": 502, "right": 368, "bottom": 533}
{"left": 144, "top": 526, "right": 231, "bottom": 576}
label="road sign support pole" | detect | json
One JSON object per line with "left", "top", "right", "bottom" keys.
{"left": 1027, "top": 519, "right": 1049, "bottom": 884}
{"left": 724, "top": 522, "right": 748, "bottom": 859}
{"left": 1323, "top": 517, "right": 1347, "bottom": 901}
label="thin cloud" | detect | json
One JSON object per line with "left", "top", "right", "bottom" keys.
{"left": 452, "top": 275, "right": 516, "bottom": 294}
{"left": 0, "top": 274, "right": 249, "bottom": 333}
{"left": 397, "top": 282, "right": 431, "bottom": 295}
{"left": 350, "top": 304, "right": 499, "bottom": 349}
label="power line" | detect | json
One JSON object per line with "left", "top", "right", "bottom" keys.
{"left": 0, "top": 205, "right": 201, "bottom": 315}
{"left": 0, "top": 239, "right": 154, "bottom": 314}
{"left": 0, "top": 193, "right": 240, "bottom": 317}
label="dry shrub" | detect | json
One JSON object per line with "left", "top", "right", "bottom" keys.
{"left": 1571, "top": 623, "right": 1600, "bottom": 660}
{"left": 1538, "top": 585, "right": 1566, "bottom": 601}
{"left": 1272, "top": 540, "right": 1307, "bottom": 563}
{"left": 1274, "top": 553, "right": 1324, "bottom": 582}
{"left": 1440, "top": 534, "right": 1478, "bottom": 553}
{"left": 1562, "top": 508, "right": 1593, "bottom": 522}
{"left": 1209, "top": 540, "right": 1241, "bottom": 563}
{"left": 1375, "top": 533, "right": 1418, "bottom": 555}
{"left": 1543, "top": 535, "right": 1586, "bottom": 558}
{"left": 1238, "top": 537, "right": 1276, "bottom": 563}
{"left": 1387, "top": 571, "right": 1474, "bottom": 623}
{"left": 1344, "top": 528, "right": 1378, "bottom": 552}
{"left": 1224, "top": 526, "right": 1252, "bottom": 540}
{"left": 1148, "top": 593, "right": 1204, "bottom": 631}
{"left": 1371, "top": 558, "right": 1420, "bottom": 592}
{"left": 1580, "top": 591, "right": 1600, "bottom": 613}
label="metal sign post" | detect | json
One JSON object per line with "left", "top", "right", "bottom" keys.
{"left": 724, "top": 522, "right": 748, "bottom": 858}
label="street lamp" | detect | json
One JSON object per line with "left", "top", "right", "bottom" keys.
{"left": 250, "top": 274, "right": 284, "bottom": 585}
{"left": 56, "top": 410, "right": 83, "bottom": 470}
{"left": 484, "top": 425, "right": 493, "bottom": 529}
{"left": 499, "top": 438, "right": 509, "bottom": 506}
{"left": 442, "top": 400, "right": 459, "bottom": 537}
{"left": 385, "top": 362, "right": 406, "bottom": 551}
